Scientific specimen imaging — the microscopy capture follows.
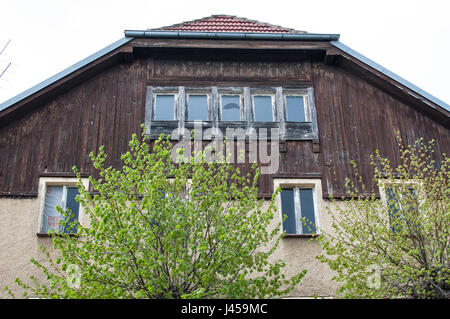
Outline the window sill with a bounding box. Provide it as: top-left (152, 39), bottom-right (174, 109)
top-left (184, 121), bottom-right (213, 126)
top-left (282, 233), bottom-right (319, 239)
top-left (36, 232), bottom-right (80, 238)
top-left (251, 121), bottom-right (279, 128)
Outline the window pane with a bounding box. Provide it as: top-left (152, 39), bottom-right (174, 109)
top-left (188, 95), bottom-right (208, 121)
top-left (281, 189), bottom-right (297, 234)
top-left (299, 189), bottom-right (316, 234)
top-left (154, 95), bottom-right (175, 120)
top-left (42, 186), bottom-right (64, 233)
top-left (65, 187), bottom-right (80, 233)
top-left (221, 95), bottom-right (241, 121)
top-left (387, 187), bottom-right (416, 234)
top-left (386, 188), bottom-right (401, 233)
top-left (253, 96), bottom-right (273, 122)
top-left (286, 96), bottom-right (306, 122)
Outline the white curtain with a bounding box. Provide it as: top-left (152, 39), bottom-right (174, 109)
top-left (42, 185), bottom-right (66, 233)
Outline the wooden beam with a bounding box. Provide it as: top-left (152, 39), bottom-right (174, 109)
top-left (39, 171), bottom-right (90, 178)
top-left (0, 191), bottom-right (38, 198)
top-left (324, 47), bottom-right (340, 65)
top-left (131, 38), bottom-right (333, 51)
top-left (121, 46), bottom-right (134, 63)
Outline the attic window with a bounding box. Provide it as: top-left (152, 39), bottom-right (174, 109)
top-left (154, 94), bottom-right (175, 120)
top-left (145, 85), bottom-right (318, 140)
top-left (285, 95), bottom-right (307, 122)
top-left (187, 94), bottom-right (209, 121)
top-left (220, 95), bottom-right (241, 121)
top-left (253, 95), bottom-right (274, 122)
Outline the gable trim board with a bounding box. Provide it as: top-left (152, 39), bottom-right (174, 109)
top-left (0, 31), bottom-right (448, 128)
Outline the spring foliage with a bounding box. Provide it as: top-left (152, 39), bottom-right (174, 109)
top-left (8, 126), bottom-right (305, 298)
top-left (316, 133), bottom-right (449, 298)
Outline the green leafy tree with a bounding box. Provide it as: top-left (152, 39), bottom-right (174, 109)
top-left (7, 125), bottom-right (305, 299)
top-left (315, 134), bottom-right (449, 298)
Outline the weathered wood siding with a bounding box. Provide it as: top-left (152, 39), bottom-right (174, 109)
top-left (312, 63), bottom-right (449, 196)
top-left (0, 45), bottom-right (448, 198)
top-left (0, 58), bottom-right (147, 194)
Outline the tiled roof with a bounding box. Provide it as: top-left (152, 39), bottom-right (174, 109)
top-left (153, 15), bottom-right (306, 33)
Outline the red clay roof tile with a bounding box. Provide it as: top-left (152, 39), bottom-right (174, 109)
top-left (153, 15), bottom-right (306, 33)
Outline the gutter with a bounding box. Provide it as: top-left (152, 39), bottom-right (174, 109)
top-left (124, 30), bottom-right (340, 41)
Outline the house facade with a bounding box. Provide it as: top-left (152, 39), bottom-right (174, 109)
top-left (0, 15), bottom-right (449, 298)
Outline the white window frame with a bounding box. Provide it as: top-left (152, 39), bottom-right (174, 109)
top-left (37, 177), bottom-right (89, 235)
top-left (185, 89), bottom-right (212, 122)
top-left (150, 87), bottom-right (179, 121)
top-left (378, 179), bottom-right (423, 232)
top-left (219, 93), bottom-right (243, 122)
top-left (251, 93), bottom-right (276, 122)
top-left (378, 179), bottom-right (423, 208)
top-left (145, 85), bottom-right (319, 140)
top-left (153, 92), bottom-right (177, 121)
top-left (283, 91), bottom-right (309, 122)
top-left (274, 178), bottom-right (322, 236)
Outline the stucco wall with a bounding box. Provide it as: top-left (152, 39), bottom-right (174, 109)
top-left (0, 198), bottom-right (54, 298)
top-left (0, 196), bottom-right (342, 298)
top-left (267, 191), bottom-right (341, 298)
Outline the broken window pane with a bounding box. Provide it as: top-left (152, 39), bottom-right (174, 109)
top-left (221, 95), bottom-right (241, 121)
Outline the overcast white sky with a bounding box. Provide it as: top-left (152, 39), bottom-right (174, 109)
top-left (0, 0), bottom-right (449, 108)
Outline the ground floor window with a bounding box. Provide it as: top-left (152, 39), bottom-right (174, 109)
top-left (274, 179), bottom-right (322, 236)
top-left (37, 177), bottom-right (89, 235)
